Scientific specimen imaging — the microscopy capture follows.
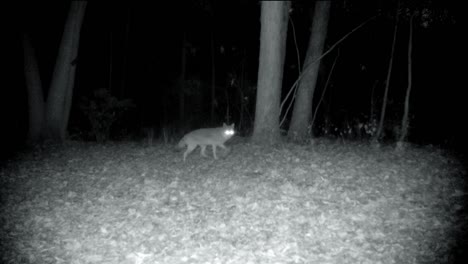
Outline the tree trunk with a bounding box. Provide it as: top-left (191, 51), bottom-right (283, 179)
top-left (252, 1), bottom-right (290, 144)
top-left (238, 51), bottom-right (246, 131)
top-left (398, 13), bottom-right (414, 144)
top-left (22, 34), bottom-right (45, 143)
top-left (210, 29), bottom-right (216, 123)
top-left (288, 1), bottom-right (330, 141)
top-left (108, 31), bottom-right (114, 93)
top-left (45, 1), bottom-right (87, 141)
top-left (375, 3), bottom-right (399, 142)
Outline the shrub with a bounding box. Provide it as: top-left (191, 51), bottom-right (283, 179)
top-left (79, 88), bottom-right (134, 142)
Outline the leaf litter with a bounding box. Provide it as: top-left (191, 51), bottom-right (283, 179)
top-left (0, 139), bottom-right (466, 264)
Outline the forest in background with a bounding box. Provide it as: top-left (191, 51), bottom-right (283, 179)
top-left (2, 0), bottom-right (463, 155)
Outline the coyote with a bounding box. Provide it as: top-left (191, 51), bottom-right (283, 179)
top-left (177, 123), bottom-right (235, 161)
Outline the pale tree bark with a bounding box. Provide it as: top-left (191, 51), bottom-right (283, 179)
top-left (252, 1), bottom-right (290, 144)
top-left (45, 1), bottom-right (87, 141)
top-left (238, 51), bottom-right (247, 131)
top-left (288, 1), bottom-right (330, 141)
top-left (210, 29), bottom-right (216, 123)
top-left (22, 34), bottom-right (45, 143)
top-left (63, 3), bottom-right (87, 138)
top-left (398, 13), bottom-right (415, 145)
top-left (375, 3), bottom-right (399, 142)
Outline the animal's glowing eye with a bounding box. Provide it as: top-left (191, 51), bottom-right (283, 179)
top-left (225, 129), bottom-right (235, 136)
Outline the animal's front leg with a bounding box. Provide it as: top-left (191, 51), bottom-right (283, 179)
top-left (212, 145), bottom-right (218, 159)
top-left (200, 145), bottom-right (208, 157)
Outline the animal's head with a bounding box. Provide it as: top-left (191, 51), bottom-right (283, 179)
top-left (222, 123), bottom-right (235, 138)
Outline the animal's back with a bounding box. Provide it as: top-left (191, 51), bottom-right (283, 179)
top-left (182, 127), bottom-right (227, 146)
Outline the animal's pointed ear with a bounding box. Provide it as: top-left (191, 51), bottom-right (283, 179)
top-left (223, 123), bottom-right (227, 127)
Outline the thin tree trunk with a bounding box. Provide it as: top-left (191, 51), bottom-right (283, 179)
top-left (45, 1), bottom-right (87, 141)
top-left (178, 31), bottom-right (187, 124)
top-left (210, 29), bottom-right (216, 123)
top-left (280, 15), bottom-right (376, 129)
top-left (375, 3), bottom-right (399, 142)
top-left (22, 34), bottom-right (45, 143)
top-left (252, 1), bottom-right (290, 144)
top-left (238, 51), bottom-right (246, 131)
top-left (108, 31), bottom-right (113, 92)
top-left (288, 1), bottom-right (330, 141)
top-left (311, 50), bottom-right (339, 130)
top-left (398, 13), bottom-right (414, 144)
top-left (370, 80), bottom-right (378, 121)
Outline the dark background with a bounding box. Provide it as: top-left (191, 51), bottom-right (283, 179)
top-left (3, 1), bottom-right (464, 155)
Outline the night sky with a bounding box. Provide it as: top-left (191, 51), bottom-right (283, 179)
top-left (3, 1), bottom-right (464, 154)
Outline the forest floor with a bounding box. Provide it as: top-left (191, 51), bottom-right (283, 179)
top-left (0, 138), bottom-right (467, 264)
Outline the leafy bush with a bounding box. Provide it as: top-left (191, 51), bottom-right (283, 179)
top-left (79, 88), bottom-right (134, 142)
